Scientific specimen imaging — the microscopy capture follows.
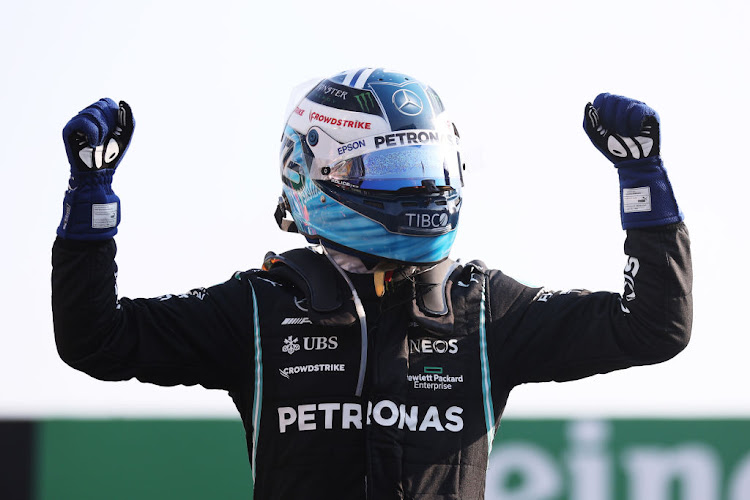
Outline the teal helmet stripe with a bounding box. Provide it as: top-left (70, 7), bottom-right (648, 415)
top-left (284, 178), bottom-right (457, 264)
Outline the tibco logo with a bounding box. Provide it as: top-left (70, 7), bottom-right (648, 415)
top-left (409, 338), bottom-right (459, 354)
top-left (277, 400), bottom-right (463, 433)
top-left (405, 212), bottom-right (449, 229)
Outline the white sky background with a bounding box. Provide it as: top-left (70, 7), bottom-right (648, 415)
top-left (0, 0), bottom-right (747, 418)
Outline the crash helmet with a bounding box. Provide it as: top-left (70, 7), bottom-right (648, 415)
top-left (276, 68), bottom-right (464, 265)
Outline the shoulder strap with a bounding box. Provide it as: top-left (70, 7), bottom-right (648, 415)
top-left (262, 249), bottom-right (480, 332)
top-left (410, 259), bottom-right (462, 335)
top-left (263, 248), bottom-right (357, 326)
top-left (414, 259), bottom-right (488, 335)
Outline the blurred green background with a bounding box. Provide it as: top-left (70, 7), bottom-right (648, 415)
top-left (4, 418), bottom-right (749, 499)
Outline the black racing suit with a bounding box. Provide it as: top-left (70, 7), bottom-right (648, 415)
top-left (51, 223), bottom-right (692, 499)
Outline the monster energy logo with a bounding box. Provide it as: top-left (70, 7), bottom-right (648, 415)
top-left (355, 92), bottom-right (376, 112)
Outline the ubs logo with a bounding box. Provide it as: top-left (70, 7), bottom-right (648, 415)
top-left (282, 336), bottom-right (301, 355)
top-left (282, 336), bottom-right (339, 355)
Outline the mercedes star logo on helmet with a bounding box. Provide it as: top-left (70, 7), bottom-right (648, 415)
top-left (392, 89), bottom-right (424, 116)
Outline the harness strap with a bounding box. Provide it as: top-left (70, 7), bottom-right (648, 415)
top-left (263, 248), bottom-right (357, 326)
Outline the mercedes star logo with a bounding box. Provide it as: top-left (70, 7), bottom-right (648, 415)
top-left (392, 89), bottom-right (424, 116)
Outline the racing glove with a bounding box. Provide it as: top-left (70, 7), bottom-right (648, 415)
top-left (583, 93), bottom-right (682, 229)
top-left (57, 98), bottom-right (134, 240)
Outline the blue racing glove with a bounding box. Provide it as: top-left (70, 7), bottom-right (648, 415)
top-left (57, 98), bottom-right (134, 240)
top-left (583, 93), bottom-right (683, 229)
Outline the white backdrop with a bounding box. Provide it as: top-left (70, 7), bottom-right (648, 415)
top-left (1, 0), bottom-right (747, 417)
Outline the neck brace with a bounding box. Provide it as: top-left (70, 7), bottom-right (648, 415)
top-left (262, 247), bottom-right (469, 334)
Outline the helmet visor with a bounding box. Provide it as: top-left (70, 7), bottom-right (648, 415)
top-left (324, 144), bottom-right (463, 192)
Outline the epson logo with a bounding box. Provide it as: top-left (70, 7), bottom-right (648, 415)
top-left (405, 212), bottom-right (449, 229)
top-left (277, 400), bottom-right (463, 433)
top-left (409, 338), bottom-right (459, 354)
top-left (337, 139), bottom-right (366, 156)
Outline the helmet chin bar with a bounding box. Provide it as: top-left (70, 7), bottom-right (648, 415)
top-left (277, 181), bottom-right (458, 266)
top-left (275, 193), bottom-right (417, 267)
top-left (315, 180), bottom-right (461, 238)
top-left (315, 235), bottom-right (451, 268)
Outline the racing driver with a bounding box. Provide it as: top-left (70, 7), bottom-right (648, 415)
top-left (52, 67), bottom-right (692, 499)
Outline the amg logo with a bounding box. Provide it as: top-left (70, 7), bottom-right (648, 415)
top-left (282, 317), bottom-right (313, 325)
top-left (277, 400), bottom-right (464, 433)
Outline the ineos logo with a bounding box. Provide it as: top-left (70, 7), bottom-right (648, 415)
top-left (392, 89), bottom-right (423, 116)
top-left (409, 338), bottom-right (459, 354)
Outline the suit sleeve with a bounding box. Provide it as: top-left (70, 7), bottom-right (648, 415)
top-left (51, 237), bottom-right (254, 391)
top-left (488, 222), bottom-right (692, 386)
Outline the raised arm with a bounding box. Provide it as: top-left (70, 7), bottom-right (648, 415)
top-left (52, 99), bottom-right (253, 391)
top-left (490, 94), bottom-right (692, 386)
